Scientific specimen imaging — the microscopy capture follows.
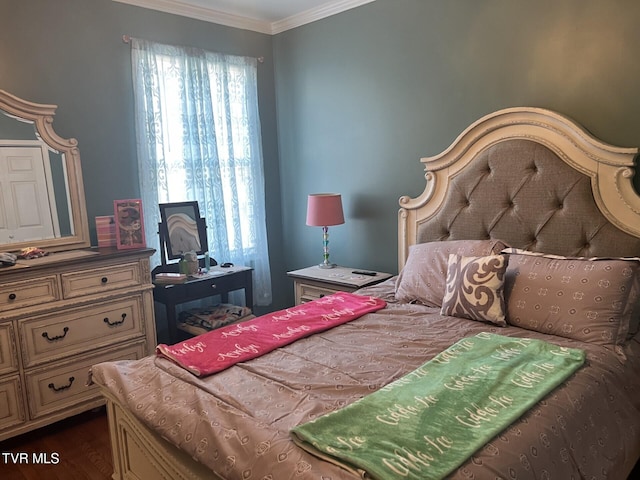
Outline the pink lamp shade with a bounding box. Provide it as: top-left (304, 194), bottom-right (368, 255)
top-left (306, 194), bottom-right (345, 227)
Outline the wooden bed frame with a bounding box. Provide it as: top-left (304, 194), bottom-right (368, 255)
top-left (98, 107), bottom-right (640, 480)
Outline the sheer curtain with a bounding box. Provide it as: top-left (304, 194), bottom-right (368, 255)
top-left (131, 38), bottom-right (272, 306)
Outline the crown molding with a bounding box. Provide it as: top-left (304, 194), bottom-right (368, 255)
top-left (113, 0), bottom-right (376, 34)
top-left (113, 0), bottom-right (272, 34)
top-left (271, 0), bottom-right (376, 34)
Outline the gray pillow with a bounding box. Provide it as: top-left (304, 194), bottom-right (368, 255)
top-left (502, 248), bottom-right (639, 349)
top-left (395, 239), bottom-right (508, 307)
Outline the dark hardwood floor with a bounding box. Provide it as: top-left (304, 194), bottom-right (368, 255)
top-left (0, 408), bottom-right (112, 480)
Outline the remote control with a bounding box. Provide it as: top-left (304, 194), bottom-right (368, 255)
top-left (352, 270), bottom-right (377, 276)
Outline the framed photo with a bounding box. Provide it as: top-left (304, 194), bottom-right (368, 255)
top-left (159, 201), bottom-right (208, 260)
top-left (114, 199), bottom-right (146, 249)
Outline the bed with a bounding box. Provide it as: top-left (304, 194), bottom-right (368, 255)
top-left (91, 107), bottom-right (640, 480)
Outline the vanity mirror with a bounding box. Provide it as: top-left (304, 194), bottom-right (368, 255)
top-left (0, 90), bottom-right (90, 252)
top-left (159, 201), bottom-right (208, 262)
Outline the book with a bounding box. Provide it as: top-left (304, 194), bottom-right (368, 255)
top-left (154, 272), bottom-right (188, 284)
top-left (95, 215), bottom-right (116, 247)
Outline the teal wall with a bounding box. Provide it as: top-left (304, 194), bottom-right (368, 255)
top-left (3, 0), bottom-right (640, 311)
top-left (0, 0), bottom-right (287, 309)
top-left (274, 0), bottom-right (640, 278)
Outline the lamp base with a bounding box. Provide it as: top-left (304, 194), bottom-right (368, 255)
top-left (318, 262), bottom-right (337, 269)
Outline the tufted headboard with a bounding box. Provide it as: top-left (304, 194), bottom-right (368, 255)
top-left (398, 107), bottom-right (640, 269)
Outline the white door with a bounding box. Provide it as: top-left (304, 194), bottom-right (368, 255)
top-left (0, 145), bottom-right (56, 243)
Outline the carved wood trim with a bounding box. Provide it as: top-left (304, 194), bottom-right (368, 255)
top-left (0, 90), bottom-right (90, 252)
top-left (398, 107), bottom-right (640, 270)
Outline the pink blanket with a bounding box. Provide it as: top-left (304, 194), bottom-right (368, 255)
top-left (156, 292), bottom-right (387, 376)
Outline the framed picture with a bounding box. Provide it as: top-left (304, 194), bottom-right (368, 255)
top-left (114, 199), bottom-right (146, 249)
top-left (159, 201), bottom-right (208, 260)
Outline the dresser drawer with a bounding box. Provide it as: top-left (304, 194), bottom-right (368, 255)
top-left (20, 296), bottom-right (146, 367)
top-left (26, 341), bottom-right (145, 419)
top-left (61, 262), bottom-right (142, 299)
top-left (155, 272), bottom-right (248, 305)
top-left (296, 281), bottom-right (346, 303)
top-left (0, 323), bottom-right (18, 375)
top-left (0, 376), bottom-right (25, 431)
top-left (0, 276), bottom-right (60, 312)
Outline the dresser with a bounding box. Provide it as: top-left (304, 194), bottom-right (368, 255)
top-left (0, 247), bottom-right (156, 441)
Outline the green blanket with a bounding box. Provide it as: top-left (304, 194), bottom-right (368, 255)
top-left (290, 332), bottom-right (585, 480)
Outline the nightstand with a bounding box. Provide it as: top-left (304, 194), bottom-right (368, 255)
top-left (287, 265), bottom-right (393, 305)
top-left (152, 265), bottom-right (253, 342)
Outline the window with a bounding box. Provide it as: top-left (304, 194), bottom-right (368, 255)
top-left (131, 39), bottom-right (271, 305)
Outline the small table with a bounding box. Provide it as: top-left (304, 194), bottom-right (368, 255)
top-left (287, 265), bottom-right (392, 305)
top-left (153, 265), bottom-right (253, 342)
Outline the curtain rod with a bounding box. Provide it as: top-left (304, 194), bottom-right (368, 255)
top-left (121, 35), bottom-right (264, 63)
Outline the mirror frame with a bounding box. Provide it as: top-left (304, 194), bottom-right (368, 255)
top-left (0, 90), bottom-right (90, 252)
top-left (159, 201), bottom-right (208, 260)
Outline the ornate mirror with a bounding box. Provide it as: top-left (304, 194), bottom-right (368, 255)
top-left (0, 90), bottom-right (90, 252)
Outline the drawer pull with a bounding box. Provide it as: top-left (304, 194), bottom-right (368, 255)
top-left (8, 293), bottom-right (16, 300)
top-left (104, 313), bottom-right (127, 326)
top-left (48, 376), bottom-right (75, 392)
top-left (101, 277), bottom-right (108, 284)
top-left (42, 327), bottom-right (69, 342)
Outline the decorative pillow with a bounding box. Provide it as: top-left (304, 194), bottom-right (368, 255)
top-left (396, 239), bottom-right (508, 307)
top-left (440, 254), bottom-right (508, 326)
top-left (502, 248), bottom-right (640, 348)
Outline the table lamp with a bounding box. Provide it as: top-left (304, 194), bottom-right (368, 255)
top-left (306, 193), bottom-right (345, 268)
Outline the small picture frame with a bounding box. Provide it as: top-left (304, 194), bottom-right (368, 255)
top-left (113, 199), bottom-right (146, 249)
